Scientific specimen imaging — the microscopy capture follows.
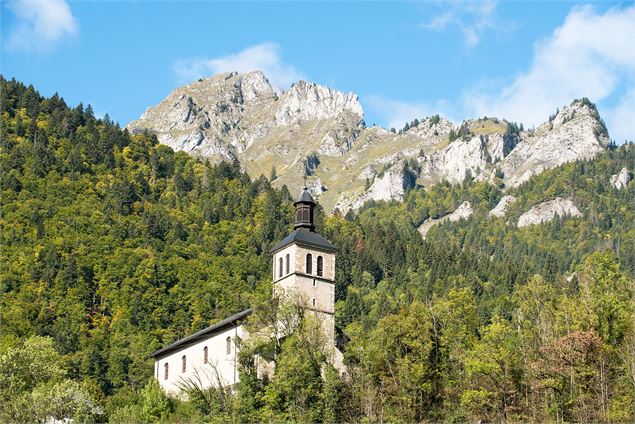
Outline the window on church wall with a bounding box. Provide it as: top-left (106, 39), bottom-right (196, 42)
top-left (317, 256), bottom-right (323, 277)
top-left (278, 257), bottom-right (283, 278)
top-left (295, 208), bottom-right (303, 223)
top-left (182, 355), bottom-right (186, 373)
top-left (285, 253), bottom-right (290, 274)
top-left (302, 207), bottom-right (310, 222)
top-left (164, 363), bottom-right (168, 380)
top-left (312, 298), bottom-right (316, 307)
top-left (306, 253), bottom-right (312, 274)
top-left (203, 346), bottom-right (208, 364)
top-left (226, 336), bottom-right (232, 355)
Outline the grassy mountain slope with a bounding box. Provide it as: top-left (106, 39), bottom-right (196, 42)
top-left (129, 72), bottom-right (611, 213)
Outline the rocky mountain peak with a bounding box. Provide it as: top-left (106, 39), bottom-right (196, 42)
top-left (275, 80), bottom-right (363, 125)
top-left (128, 73), bottom-right (612, 214)
top-left (497, 99), bottom-right (609, 188)
top-left (234, 71), bottom-right (278, 102)
top-left (128, 71), bottom-right (363, 159)
top-left (404, 116), bottom-right (455, 141)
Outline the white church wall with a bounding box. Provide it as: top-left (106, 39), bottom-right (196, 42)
top-left (155, 324), bottom-right (246, 396)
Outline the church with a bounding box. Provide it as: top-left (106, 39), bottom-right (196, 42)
top-left (151, 189), bottom-right (343, 394)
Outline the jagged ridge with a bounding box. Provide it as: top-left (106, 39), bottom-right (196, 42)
top-left (128, 72), bottom-right (610, 213)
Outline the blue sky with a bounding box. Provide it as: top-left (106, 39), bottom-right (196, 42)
top-left (2, 0), bottom-right (634, 141)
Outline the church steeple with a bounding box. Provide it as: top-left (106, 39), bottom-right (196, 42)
top-left (294, 188), bottom-right (316, 231)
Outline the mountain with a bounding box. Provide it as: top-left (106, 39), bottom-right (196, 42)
top-left (128, 72), bottom-right (610, 212)
top-left (2, 76), bottom-right (634, 423)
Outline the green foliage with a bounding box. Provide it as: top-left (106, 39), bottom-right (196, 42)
top-left (448, 128), bottom-right (458, 142)
top-left (0, 76), bottom-right (292, 419)
top-left (140, 379), bottom-right (173, 421)
top-left (0, 336), bottom-right (66, 398)
top-left (236, 300), bottom-right (331, 423)
top-left (30, 380), bottom-right (103, 424)
top-left (107, 379), bottom-right (174, 423)
top-left (0, 336), bottom-right (102, 423)
top-left (3, 76), bottom-right (635, 422)
top-left (506, 121), bottom-right (522, 135)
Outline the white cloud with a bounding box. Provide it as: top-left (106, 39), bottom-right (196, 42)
top-left (382, 5), bottom-right (635, 142)
top-left (420, 0), bottom-right (502, 47)
top-left (173, 42), bottom-right (305, 90)
top-left (465, 4), bottom-right (635, 136)
top-left (4, 0), bottom-right (78, 52)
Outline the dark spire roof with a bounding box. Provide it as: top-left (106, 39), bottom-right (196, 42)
top-left (295, 189), bottom-right (316, 204)
top-left (270, 228), bottom-right (336, 254)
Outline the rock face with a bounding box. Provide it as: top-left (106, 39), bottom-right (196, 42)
top-left (489, 195), bottom-right (517, 218)
top-left (610, 167), bottom-right (631, 190)
top-left (418, 201), bottom-right (473, 239)
top-left (497, 102), bottom-right (609, 187)
top-left (517, 198), bottom-right (582, 228)
top-left (128, 71), bottom-right (364, 159)
top-left (274, 80), bottom-right (363, 126)
top-left (129, 72), bottom-right (611, 213)
top-left (421, 132), bottom-right (518, 184)
top-left (338, 164), bottom-right (406, 211)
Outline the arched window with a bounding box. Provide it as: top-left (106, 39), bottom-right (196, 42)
top-left (164, 363), bottom-right (169, 380)
top-left (317, 256), bottom-right (323, 277)
top-left (285, 253), bottom-right (290, 274)
top-left (306, 253), bottom-right (313, 274)
top-left (181, 355), bottom-right (186, 373)
top-left (203, 346), bottom-right (208, 364)
top-left (278, 257), bottom-right (283, 278)
top-left (226, 336), bottom-right (232, 355)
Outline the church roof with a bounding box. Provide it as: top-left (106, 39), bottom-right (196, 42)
top-left (295, 189), bottom-right (316, 204)
top-left (150, 308), bottom-right (252, 359)
top-left (270, 227), bottom-right (337, 254)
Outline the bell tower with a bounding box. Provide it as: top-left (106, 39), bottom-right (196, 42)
top-left (270, 188), bottom-right (337, 342)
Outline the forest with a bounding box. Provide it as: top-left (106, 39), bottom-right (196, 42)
top-left (1, 76), bottom-right (634, 423)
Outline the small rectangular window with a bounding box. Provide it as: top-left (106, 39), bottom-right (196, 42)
top-left (312, 298), bottom-right (316, 307)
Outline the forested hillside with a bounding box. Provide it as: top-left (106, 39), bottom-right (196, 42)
top-left (1, 77), bottom-right (634, 423)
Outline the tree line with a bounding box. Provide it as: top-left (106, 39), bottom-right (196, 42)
top-left (1, 76), bottom-right (634, 422)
